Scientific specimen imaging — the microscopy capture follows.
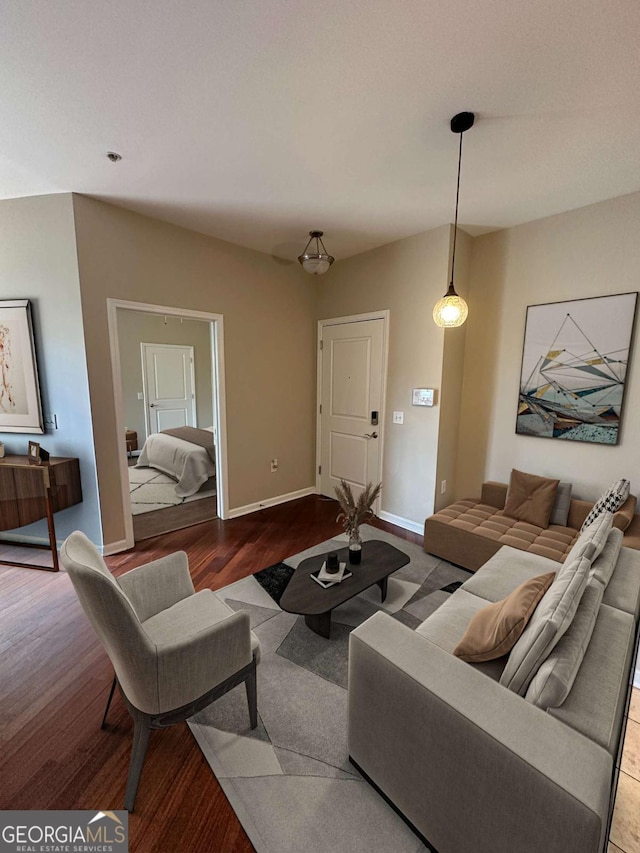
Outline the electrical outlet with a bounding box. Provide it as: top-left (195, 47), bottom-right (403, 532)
top-left (43, 413), bottom-right (58, 430)
top-left (270, 458), bottom-right (278, 473)
top-left (441, 480), bottom-right (447, 494)
top-left (393, 411), bottom-right (404, 424)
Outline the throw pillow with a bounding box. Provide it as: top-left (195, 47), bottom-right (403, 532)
top-left (549, 482), bottom-right (572, 527)
top-left (581, 479), bottom-right (630, 531)
top-left (588, 527), bottom-right (623, 588)
top-left (564, 511), bottom-right (614, 566)
top-left (525, 579), bottom-right (604, 710)
top-left (504, 469), bottom-right (560, 529)
top-left (453, 572), bottom-right (555, 663)
top-left (500, 553), bottom-right (592, 695)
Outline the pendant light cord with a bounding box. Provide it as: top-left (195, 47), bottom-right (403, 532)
top-left (450, 130), bottom-right (464, 287)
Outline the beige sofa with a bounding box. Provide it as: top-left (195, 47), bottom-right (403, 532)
top-left (423, 480), bottom-right (638, 571)
top-left (349, 514), bottom-right (640, 853)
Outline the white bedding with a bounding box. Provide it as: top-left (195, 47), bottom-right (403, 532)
top-left (136, 429), bottom-right (215, 498)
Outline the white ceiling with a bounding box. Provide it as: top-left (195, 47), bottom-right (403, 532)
top-left (2, 0), bottom-right (640, 262)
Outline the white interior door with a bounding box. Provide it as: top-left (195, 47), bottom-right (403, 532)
top-left (318, 317), bottom-right (385, 505)
top-left (142, 343), bottom-right (196, 434)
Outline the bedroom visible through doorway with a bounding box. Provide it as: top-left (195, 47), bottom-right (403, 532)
top-left (108, 301), bottom-right (227, 545)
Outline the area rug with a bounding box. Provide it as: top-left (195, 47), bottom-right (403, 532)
top-left (187, 524), bottom-right (470, 853)
top-left (128, 466), bottom-right (216, 515)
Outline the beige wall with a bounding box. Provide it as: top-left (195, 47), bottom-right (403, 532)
top-left (434, 227), bottom-right (471, 511)
top-left (457, 191), bottom-right (640, 503)
top-left (0, 194), bottom-right (102, 544)
top-left (317, 225), bottom-right (456, 526)
top-left (72, 194), bottom-right (317, 547)
top-left (116, 310), bottom-right (213, 442)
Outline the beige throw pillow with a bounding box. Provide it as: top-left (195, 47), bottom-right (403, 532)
top-left (453, 572), bottom-right (555, 663)
top-left (504, 469), bottom-right (560, 529)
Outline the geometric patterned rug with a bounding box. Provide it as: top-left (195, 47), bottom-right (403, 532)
top-left (128, 466), bottom-right (216, 515)
top-left (187, 524), bottom-right (470, 853)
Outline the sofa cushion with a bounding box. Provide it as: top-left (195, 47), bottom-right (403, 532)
top-left (500, 553), bottom-right (591, 695)
top-left (525, 580), bottom-right (604, 710)
top-left (549, 481), bottom-right (572, 527)
top-left (581, 479), bottom-right (630, 531)
top-left (548, 603), bottom-right (636, 756)
top-left (415, 589), bottom-right (488, 653)
top-left (454, 573), bottom-right (555, 663)
top-left (504, 469), bottom-right (560, 529)
top-left (461, 546), bottom-right (560, 603)
top-left (589, 527), bottom-right (623, 588)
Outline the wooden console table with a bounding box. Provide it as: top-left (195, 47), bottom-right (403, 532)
top-left (0, 455), bottom-right (82, 572)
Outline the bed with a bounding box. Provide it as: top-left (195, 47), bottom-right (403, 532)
top-left (135, 426), bottom-right (216, 498)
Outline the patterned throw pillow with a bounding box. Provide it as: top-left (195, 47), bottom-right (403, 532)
top-left (581, 479), bottom-right (631, 531)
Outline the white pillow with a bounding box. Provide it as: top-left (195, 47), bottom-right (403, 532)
top-left (588, 527), bottom-right (623, 587)
top-left (525, 580), bottom-right (603, 709)
top-left (500, 554), bottom-right (591, 695)
top-left (565, 511), bottom-right (613, 566)
top-left (581, 479), bottom-right (630, 531)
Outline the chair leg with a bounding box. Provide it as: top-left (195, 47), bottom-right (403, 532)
top-left (245, 658), bottom-right (258, 730)
top-left (101, 676), bottom-right (117, 729)
top-left (124, 715), bottom-right (151, 812)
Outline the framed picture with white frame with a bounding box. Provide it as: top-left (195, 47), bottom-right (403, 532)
top-left (0, 299), bottom-right (44, 434)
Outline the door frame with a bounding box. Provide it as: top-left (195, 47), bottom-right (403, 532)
top-left (107, 298), bottom-right (230, 551)
top-left (140, 342), bottom-right (197, 437)
top-left (316, 310), bottom-right (390, 513)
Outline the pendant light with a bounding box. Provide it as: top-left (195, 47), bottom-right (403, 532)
top-left (433, 111), bottom-right (474, 328)
top-left (298, 230), bottom-right (335, 275)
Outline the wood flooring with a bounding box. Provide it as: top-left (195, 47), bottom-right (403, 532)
top-left (0, 495), bottom-right (420, 853)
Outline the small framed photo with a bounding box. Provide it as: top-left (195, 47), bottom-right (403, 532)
top-left (28, 441), bottom-right (48, 464)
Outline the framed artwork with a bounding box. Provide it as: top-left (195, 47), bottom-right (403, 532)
top-left (516, 292), bottom-right (638, 445)
top-left (0, 300), bottom-right (44, 434)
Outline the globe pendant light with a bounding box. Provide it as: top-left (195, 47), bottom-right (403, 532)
top-left (433, 111), bottom-right (474, 328)
top-left (298, 230), bottom-right (335, 275)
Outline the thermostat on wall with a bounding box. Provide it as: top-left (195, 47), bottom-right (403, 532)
top-left (412, 388), bottom-right (435, 407)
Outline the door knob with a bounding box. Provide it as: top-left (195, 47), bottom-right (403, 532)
top-left (364, 432), bottom-right (378, 439)
top-left (149, 403), bottom-right (156, 407)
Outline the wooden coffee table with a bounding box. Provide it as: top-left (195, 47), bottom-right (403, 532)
top-left (279, 540), bottom-right (410, 638)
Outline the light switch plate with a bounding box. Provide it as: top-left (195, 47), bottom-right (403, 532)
top-left (393, 411), bottom-right (404, 424)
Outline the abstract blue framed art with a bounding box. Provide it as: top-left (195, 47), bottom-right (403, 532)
top-left (516, 292), bottom-right (638, 445)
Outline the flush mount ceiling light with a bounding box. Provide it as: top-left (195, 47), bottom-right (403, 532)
top-left (298, 230), bottom-right (335, 275)
top-left (433, 111), bottom-right (475, 328)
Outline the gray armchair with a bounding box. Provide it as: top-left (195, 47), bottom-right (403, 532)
top-left (61, 531), bottom-right (260, 811)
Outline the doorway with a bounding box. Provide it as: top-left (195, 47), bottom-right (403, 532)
top-left (107, 299), bottom-right (229, 549)
top-left (316, 311), bottom-right (389, 512)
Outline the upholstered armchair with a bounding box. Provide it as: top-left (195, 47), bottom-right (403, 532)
top-left (61, 531), bottom-right (260, 811)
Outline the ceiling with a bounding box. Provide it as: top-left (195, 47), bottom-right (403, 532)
top-left (2, 0), bottom-right (640, 262)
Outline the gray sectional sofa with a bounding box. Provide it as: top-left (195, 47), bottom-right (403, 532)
top-left (348, 513), bottom-right (640, 853)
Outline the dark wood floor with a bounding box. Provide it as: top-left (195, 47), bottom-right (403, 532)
top-left (0, 495), bottom-right (419, 853)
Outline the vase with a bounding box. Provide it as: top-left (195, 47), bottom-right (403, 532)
top-left (348, 532), bottom-right (362, 565)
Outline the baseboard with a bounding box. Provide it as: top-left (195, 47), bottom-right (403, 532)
top-left (102, 539), bottom-right (131, 556)
top-left (0, 532), bottom-right (63, 548)
top-left (378, 510), bottom-right (424, 536)
top-left (228, 487), bottom-right (316, 519)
